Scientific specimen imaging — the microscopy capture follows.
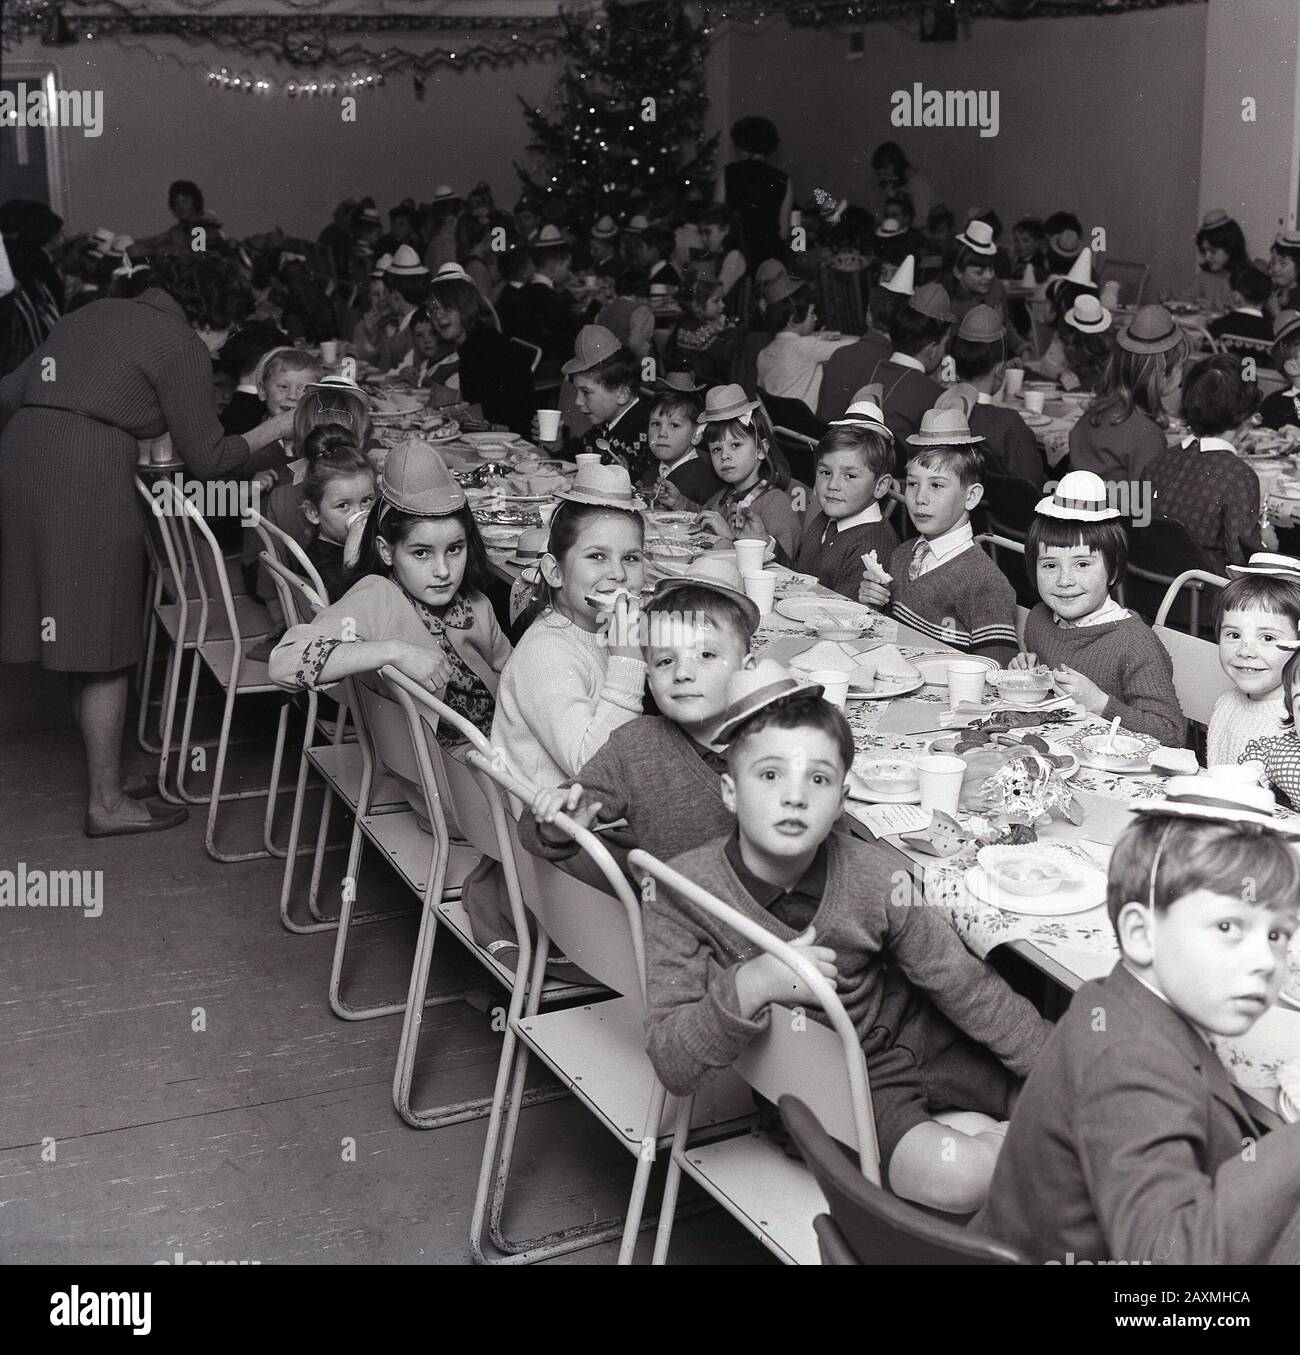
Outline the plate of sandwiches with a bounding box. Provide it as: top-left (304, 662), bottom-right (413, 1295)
top-left (788, 640), bottom-right (924, 699)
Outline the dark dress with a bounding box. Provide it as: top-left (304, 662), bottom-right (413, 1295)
top-left (457, 326), bottom-right (537, 438)
top-left (0, 290), bottom-right (253, 671)
top-left (724, 160), bottom-right (789, 271)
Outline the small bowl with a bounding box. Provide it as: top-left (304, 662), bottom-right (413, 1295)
top-left (855, 758), bottom-right (919, 795)
top-left (977, 846), bottom-right (1075, 896)
top-left (1082, 733), bottom-right (1146, 764)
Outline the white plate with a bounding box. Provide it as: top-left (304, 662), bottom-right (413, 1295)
top-left (1020, 412), bottom-right (1053, 429)
top-left (914, 654), bottom-right (1000, 687)
top-left (847, 771), bottom-right (921, 804)
top-left (460, 431), bottom-right (521, 445)
top-left (776, 595), bottom-right (874, 626)
top-left (964, 863), bottom-right (1106, 916)
top-left (1280, 1085), bottom-right (1299, 1124)
top-left (848, 673), bottom-right (925, 701)
top-left (1077, 747), bottom-right (1154, 775)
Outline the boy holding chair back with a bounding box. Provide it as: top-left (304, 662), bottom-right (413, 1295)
top-left (643, 665), bottom-right (1052, 1214)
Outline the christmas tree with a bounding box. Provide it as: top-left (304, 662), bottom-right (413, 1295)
top-left (516, 0), bottom-right (718, 230)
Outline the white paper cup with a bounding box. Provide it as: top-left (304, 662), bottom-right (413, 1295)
top-left (733, 539), bottom-right (767, 574)
top-left (575, 451), bottom-right (602, 469)
top-left (741, 571), bottom-right (776, 616)
top-left (149, 435), bottom-right (175, 465)
top-left (1023, 390), bottom-right (1046, 415)
top-left (917, 755), bottom-right (966, 818)
top-left (947, 659), bottom-right (988, 709)
top-left (807, 669), bottom-right (850, 710)
top-left (536, 409), bottom-right (562, 441)
top-left (320, 340), bottom-right (339, 365)
top-left (1002, 368), bottom-right (1025, 400)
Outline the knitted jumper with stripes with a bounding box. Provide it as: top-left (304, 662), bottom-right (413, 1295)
top-left (888, 538), bottom-right (1018, 660)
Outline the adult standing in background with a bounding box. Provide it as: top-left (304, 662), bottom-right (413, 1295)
top-left (717, 116), bottom-right (792, 272)
top-left (0, 254), bottom-right (293, 837)
top-left (870, 142), bottom-right (937, 233)
top-left (136, 179), bottom-right (226, 256)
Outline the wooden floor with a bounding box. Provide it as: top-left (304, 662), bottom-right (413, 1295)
top-left (0, 678), bottom-right (770, 1266)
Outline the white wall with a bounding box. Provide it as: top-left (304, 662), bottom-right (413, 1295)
top-left (1198, 0), bottom-right (1300, 249)
top-left (6, 34), bottom-right (563, 240)
top-left (712, 5), bottom-right (1209, 295)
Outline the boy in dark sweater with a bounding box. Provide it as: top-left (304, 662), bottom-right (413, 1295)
top-left (1207, 263), bottom-right (1275, 358)
top-left (1258, 310), bottom-right (1300, 431)
top-left (795, 401), bottom-right (900, 601)
top-left (560, 325), bottom-right (653, 482)
top-left (974, 796), bottom-right (1300, 1263)
top-left (859, 407), bottom-right (1018, 661)
top-left (520, 558), bottom-right (759, 867)
top-left (643, 678), bottom-right (1052, 1214)
top-left (637, 377), bottom-right (725, 508)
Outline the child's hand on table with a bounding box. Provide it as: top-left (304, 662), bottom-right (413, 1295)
top-left (1008, 650), bottom-right (1038, 670)
top-left (654, 480), bottom-right (690, 511)
top-left (1050, 664), bottom-right (1108, 714)
top-left (530, 782), bottom-right (603, 844)
top-left (389, 642), bottom-right (453, 693)
top-left (735, 926), bottom-right (839, 1018)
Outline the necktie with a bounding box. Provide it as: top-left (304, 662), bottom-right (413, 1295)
top-left (821, 519), bottom-right (838, 548)
top-left (908, 539), bottom-right (932, 582)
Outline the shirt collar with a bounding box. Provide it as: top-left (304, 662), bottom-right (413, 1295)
top-left (888, 351), bottom-right (926, 373)
top-left (724, 830), bottom-right (828, 911)
top-left (606, 396), bottom-right (640, 431)
top-left (658, 446), bottom-right (698, 476)
top-left (1054, 595), bottom-right (1130, 628)
top-left (976, 391), bottom-right (995, 405)
top-left (827, 501), bottom-right (883, 530)
top-left (1238, 306), bottom-right (1264, 317)
top-left (925, 519), bottom-right (974, 563)
top-left (236, 381), bottom-right (258, 395)
top-left (533, 272), bottom-right (555, 289)
top-left (1181, 434), bottom-right (1236, 453)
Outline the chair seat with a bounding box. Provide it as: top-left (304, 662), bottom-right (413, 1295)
top-left (305, 742), bottom-right (408, 813)
top-left (675, 1128), bottom-right (825, 1264)
top-left (157, 594), bottom-right (273, 645)
top-left (517, 996), bottom-right (754, 1149)
top-left (358, 809), bottom-right (480, 898)
top-left (195, 640), bottom-right (279, 693)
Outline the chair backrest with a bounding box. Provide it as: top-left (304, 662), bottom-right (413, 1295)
top-left (628, 848), bottom-right (880, 1181)
top-left (166, 487), bottom-right (243, 648)
top-left (979, 475), bottom-right (1042, 541)
top-left (1125, 519), bottom-right (1223, 629)
top-left (259, 552), bottom-right (325, 631)
top-left (1180, 323), bottom-right (1221, 355)
top-left (771, 423), bottom-right (819, 489)
top-left (468, 747), bottom-right (648, 1001)
top-left (779, 1095), bottom-right (1029, 1265)
top-left (509, 335), bottom-right (542, 373)
top-left (818, 262), bottom-right (866, 336)
top-left (1096, 258), bottom-right (1148, 308)
top-left (244, 506), bottom-right (329, 605)
top-left (1154, 621), bottom-right (1235, 728)
top-left (135, 475), bottom-right (189, 617)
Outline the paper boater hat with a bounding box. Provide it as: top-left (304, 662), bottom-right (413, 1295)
top-left (876, 217), bottom-right (905, 239)
top-left (697, 383), bottom-right (762, 424)
top-left (1034, 470), bottom-right (1121, 522)
top-left (386, 245), bottom-right (429, 277)
top-left (954, 220), bottom-right (997, 256)
top-left (906, 405), bottom-right (984, 447)
top-left (715, 659), bottom-right (823, 745)
top-left (1066, 295), bottom-right (1111, 334)
top-left (556, 461), bottom-right (646, 510)
top-left (829, 399), bottom-right (892, 438)
top-left (1131, 775), bottom-right (1300, 837)
top-left (1226, 551), bottom-right (1300, 583)
top-left (1117, 304), bottom-right (1182, 355)
top-left (881, 254), bottom-right (915, 296)
top-left (590, 215), bottom-right (619, 241)
top-left (651, 553), bottom-right (760, 631)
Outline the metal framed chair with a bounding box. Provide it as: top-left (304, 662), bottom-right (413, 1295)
top-left (508, 336), bottom-right (542, 373)
top-left (1152, 568), bottom-right (1234, 729)
top-left (1125, 520), bottom-right (1224, 633)
top-left (1096, 259), bottom-right (1148, 308)
top-left (463, 751), bottom-right (751, 1265)
top-left (818, 261), bottom-right (867, 335)
top-left (629, 848), bottom-right (880, 1266)
top-left (780, 1095), bottom-right (1029, 1266)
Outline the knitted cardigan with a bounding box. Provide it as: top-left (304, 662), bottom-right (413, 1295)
top-left (490, 609), bottom-right (646, 789)
top-left (644, 828), bottom-right (1052, 1097)
top-left (517, 715), bottom-right (731, 864)
top-left (1207, 687), bottom-right (1289, 769)
top-left (795, 511), bottom-right (901, 603)
top-left (888, 538), bottom-right (1019, 659)
top-left (1022, 604), bottom-right (1183, 746)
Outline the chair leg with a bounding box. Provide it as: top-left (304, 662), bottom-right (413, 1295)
top-left (136, 611), bottom-right (162, 754)
top-left (174, 650), bottom-right (206, 804)
top-left (651, 1095), bottom-right (695, 1265)
top-left (204, 681), bottom-right (273, 864)
top-left (261, 700), bottom-right (294, 857)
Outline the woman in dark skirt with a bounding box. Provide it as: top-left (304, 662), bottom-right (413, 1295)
top-left (0, 254), bottom-right (294, 836)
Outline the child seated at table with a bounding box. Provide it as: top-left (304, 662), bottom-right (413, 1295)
top-left (948, 305), bottom-right (1045, 488)
top-left (755, 277), bottom-right (858, 415)
top-left (667, 275), bottom-right (735, 388)
top-left (1207, 264), bottom-right (1275, 359)
top-left (520, 555), bottom-right (758, 866)
top-left (973, 784), bottom-right (1300, 1263)
top-left (1206, 554), bottom-right (1300, 766)
top-left (638, 374), bottom-right (724, 509)
top-left (795, 401), bottom-right (899, 600)
top-left (1147, 354), bottom-right (1263, 576)
top-left (1193, 209), bottom-right (1250, 313)
top-left (1012, 471), bottom-right (1183, 747)
top-left (246, 346), bottom-right (322, 484)
top-left (643, 671), bottom-right (1053, 1214)
top-left (1257, 310), bottom-right (1300, 431)
top-left (560, 324), bottom-right (653, 482)
top-left (858, 408), bottom-right (1018, 662)
top-left (492, 462), bottom-right (647, 789)
top-left (268, 439), bottom-right (510, 823)
top-left (695, 385), bottom-right (804, 561)
top-left (1242, 646), bottom-right (1300, 809)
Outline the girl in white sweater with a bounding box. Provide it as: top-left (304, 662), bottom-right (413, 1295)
top-left (491, 467), bottom-right (648, 789)
top-left (1206, 561), bottom-right (1300, 768)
